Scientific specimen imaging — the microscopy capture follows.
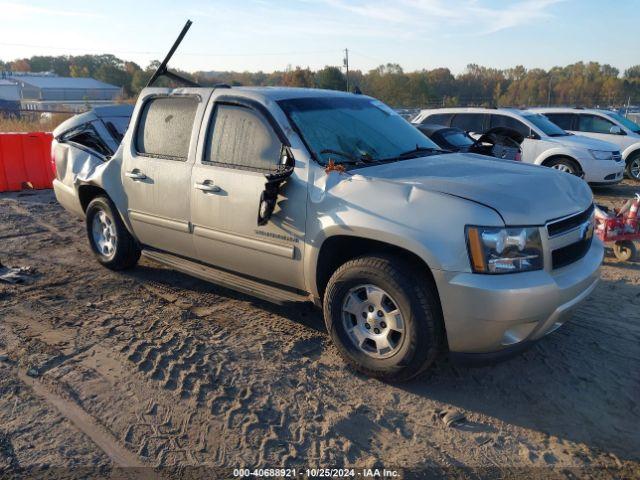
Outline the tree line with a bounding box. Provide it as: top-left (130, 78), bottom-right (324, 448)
top-left (2, 54), bottom-right (640, 108)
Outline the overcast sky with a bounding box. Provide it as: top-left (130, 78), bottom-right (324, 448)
top-left (0, 0), bottom-right (637, 74)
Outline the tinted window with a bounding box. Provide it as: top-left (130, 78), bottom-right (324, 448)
top-left (422, 113), bottom-right (453, 126)
top-left (451, 114), bottom-right (487, 133)
top-left (607, 112), bottom-right (640, 133)
top-left (441, 130), bottom-right (474, 147)
top-left (490, 114), bottom-right (530, 137)
top-left (544, 113), bottom-right (575, 131)
top-left (205, 104), bottom-right (282, 171)
top-left (135, 96), bottom-right (199, 159)
top-left (578, 114), bottom-right (616, 134)
top-left (523, 114), bottom-right (568, 137)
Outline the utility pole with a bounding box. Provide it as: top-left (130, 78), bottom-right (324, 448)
top-left (343, 48), bottom-right (350, 92)
top-left (547, 76), bottom-right (553, 107)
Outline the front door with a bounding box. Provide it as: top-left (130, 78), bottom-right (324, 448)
top-left (190, 99), bottom-right (307, 289)
top-left (122, 92), bottom-right (206, 258)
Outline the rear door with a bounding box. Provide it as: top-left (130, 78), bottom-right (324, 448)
top-left (190, 96), bottom-right (307, 289)
top-left (122, 90), bottom-right (209, 258)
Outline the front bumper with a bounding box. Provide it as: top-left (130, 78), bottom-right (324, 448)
top-left (433, 238), bottom-right (603, 356)
top-left (580, 157), bottom-right (625, 184)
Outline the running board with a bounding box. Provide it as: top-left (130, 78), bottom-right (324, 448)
top-left (141, 249), bottom-right (311, 305)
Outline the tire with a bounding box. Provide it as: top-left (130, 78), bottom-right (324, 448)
top-left (626, 153), bottom-right (640, 181)
top-left (546, 157), bottom-right (581, 177)
top-left (86, 196), bottom-right (140, 270)
top-left (323, 255), bottom-right (444, 382)
top-left (613, 241), bottom-right (637, 262)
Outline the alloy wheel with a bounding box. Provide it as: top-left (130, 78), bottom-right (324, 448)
top-left (631, 157), bottom-right (640, 180)
top-left (341, 284), bottom-right (405, 359)
top-left (91, 209), bottom-right (117, 259)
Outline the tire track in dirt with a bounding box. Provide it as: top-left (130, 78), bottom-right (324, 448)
top-left (18, 371), bottom-right (145, 468)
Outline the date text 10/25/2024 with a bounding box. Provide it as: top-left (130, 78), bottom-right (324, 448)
top-left (233, 468), bottom-right (401, 478)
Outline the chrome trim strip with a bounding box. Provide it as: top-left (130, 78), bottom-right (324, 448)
top-left (128, 210), bottom-right (190, 233)
top-left (193, 225), bottom-right (295, 259)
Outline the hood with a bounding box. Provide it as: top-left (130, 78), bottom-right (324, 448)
top-left (353, 153), bottom-right (593, 225)
top-left (548, 133), bottom-right (620, 152)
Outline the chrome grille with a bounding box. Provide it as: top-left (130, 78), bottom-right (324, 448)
top-left (547, 205), bottom-right (595, 269)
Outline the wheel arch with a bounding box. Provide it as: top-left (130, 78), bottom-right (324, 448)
top-left (540, 154), bottom-right (583, 174)
top-left (77, 183), bottom-right (137, 238)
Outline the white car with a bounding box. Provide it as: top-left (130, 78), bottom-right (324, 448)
top-left (532, 108), bottom-right (640, 180)
top-left (413, 108), bottom-right (625, 185)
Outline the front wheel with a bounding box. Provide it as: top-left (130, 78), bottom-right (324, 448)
top-left (546, 157), bottom-right (581, 177)
top-left (86, 196), bottom-right (141, 270)
top-left (323, 255), bottom-right (444, 382)
top-left (627, 154), bottom-right (640, 181)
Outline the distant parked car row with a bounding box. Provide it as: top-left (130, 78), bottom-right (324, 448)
top-left (412, 107), bottom-right (632, 184)
top-left (531, 108), bottom-right (640, 180)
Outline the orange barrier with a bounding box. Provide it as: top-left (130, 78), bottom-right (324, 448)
top-left (0, 132), bottom-right (54, 192)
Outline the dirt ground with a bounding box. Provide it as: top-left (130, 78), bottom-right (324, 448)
top-left (0, 182), bottom-right (639, 479)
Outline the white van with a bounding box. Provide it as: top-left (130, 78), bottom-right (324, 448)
top-left (532, 108), bottom-right (640, 180)
top-left (413, 108), bottom-right (625, 185)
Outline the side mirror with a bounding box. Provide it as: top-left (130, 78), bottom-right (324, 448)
top-left (609, 125), bottom-right (624, 135)
top-left (257, 145), bottom-right (295, 226)
top-left (528, 130), bottom-right (540, 140)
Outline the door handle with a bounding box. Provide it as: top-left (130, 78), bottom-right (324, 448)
top-left (195, 181), bottom-right (221, 193)
top-left (125, 170), bottom-right (147, 180)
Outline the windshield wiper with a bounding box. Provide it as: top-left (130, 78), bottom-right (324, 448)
top-left (320, 149), bottom-right (378, 166)
top-left (384, 146), bottom-right (446, 161)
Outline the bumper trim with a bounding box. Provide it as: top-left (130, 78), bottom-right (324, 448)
top-left (449, 340), bottom-right (535, 366)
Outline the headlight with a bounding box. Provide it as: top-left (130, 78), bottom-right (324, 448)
top-left (589, 150), bottom-right (614, 160)
top-left (466, 226), bottom-right (543, 274)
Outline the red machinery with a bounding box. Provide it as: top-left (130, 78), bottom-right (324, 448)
top-left (595, 193), bottom-right (640, 261)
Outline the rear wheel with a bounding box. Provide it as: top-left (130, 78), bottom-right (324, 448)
top-left (613, 241), bottom-right (637, 262)
top-left (323, 255), bottom-right (443, 382)
top-left (546, 157), bottom-right (581, 177)
top-left (627, 153), bottom-right (640, 181)
top-left (86, 196), bottom-right (140, 270)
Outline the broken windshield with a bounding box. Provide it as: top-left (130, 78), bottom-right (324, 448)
top-left (278, 96), bottom-right (441, 165)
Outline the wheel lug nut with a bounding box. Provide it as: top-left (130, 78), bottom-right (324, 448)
top-left (380, 322), bottom-right (387, 328)
top-left (365, 323), bottom-right (371, 329)
top-left (377, 310), bottom-right (384, 317)
top-left (374, 328), bottom-right (381, 334)
top-left (361, 312), bottom-right (367, 318)
top-left (368, 306), bottom-right (374, 312)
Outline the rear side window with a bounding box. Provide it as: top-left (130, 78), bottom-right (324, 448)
top-left (578, 114), bottom-right (615, 134)
top-left (62, 124), bottom-right (112, 158)
top-left (135, 96), bottom-right (199, 160)
top-left (205, 104), bottom-right (282, 172)
top-left (422, 113), bottom-right (453, 126)
top-left (489, 114), bottom-right (530, 137)
top-left (451, 114), bottom-right (487, 133)
top-left (545, 113), bottom-right (575, 131)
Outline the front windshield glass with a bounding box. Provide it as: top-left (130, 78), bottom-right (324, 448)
top-left (523, 113), bottom-right (568, 137)
top-left (277, 96), bottom-right (441, 165)
top-left (442, 130), bottom-right (474, 147)
top-left (608, 112), bottom-right (640, 133)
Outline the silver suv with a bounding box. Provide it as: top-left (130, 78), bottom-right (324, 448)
top-left (52, 87), bottom-right (603, 381)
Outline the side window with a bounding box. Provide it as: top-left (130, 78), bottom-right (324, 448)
top-left (62, 123), bottom-right (112, 157)
top-left (545, 113), bottom-right (575, 131)
top-left (490, 114), bottom-right (530, 137)
top-left (578, 114), bottom-right (615, 134)
top-left (135, 96), bottom-right (199, 160)
top-left (451, 114), bottom-right (486, 133)
top-left (205, 104), bottom-right (281, 172)
top-left (422, 113), bottom-right (453, 126)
